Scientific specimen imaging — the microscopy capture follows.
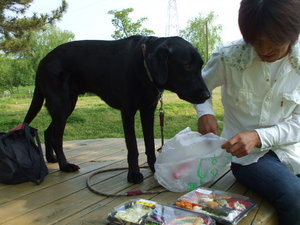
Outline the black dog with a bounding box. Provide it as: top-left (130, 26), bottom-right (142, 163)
top-left (23, 35), bottom-right (210, 184)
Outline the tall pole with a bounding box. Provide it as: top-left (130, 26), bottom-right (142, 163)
top-left (205, 21), bottom-right (209, 63)
top-left (165, 0), bottom-right (179, 36)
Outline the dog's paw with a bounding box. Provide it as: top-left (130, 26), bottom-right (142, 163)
top-left (60, 163), bottom-right (80, 172)
top-left (127, 171), bottom-right (144, 184)
top-left (46, 154), bottom-right (58, 163)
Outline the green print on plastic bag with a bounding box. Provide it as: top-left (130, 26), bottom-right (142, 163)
top-left (197, 157), bottom-right (219, 183)
top-left (187, 182), bottom-right (198, 191)
top-left (185, 158), bottom-right (219, 191)
top-left (186, 154), bottom-right (231, 191)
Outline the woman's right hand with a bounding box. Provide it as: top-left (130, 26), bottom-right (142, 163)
top-left (198, 114), bottom-right (219, 135)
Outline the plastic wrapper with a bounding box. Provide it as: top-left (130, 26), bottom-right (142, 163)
top-left (145, 204), bottom-right (215, 225)
top-left (174, 187), bottom-right (256, 225)
top-left (106, 199), bottom-right (216, 225)
top-left (154, 127), bottom-right (232, 192)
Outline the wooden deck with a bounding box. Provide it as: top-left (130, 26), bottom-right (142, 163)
top-left (0, 138), bottom-right (278, 225)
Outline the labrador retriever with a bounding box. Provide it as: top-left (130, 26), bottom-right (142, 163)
top-left (23, 35), bottom-right (210, 183)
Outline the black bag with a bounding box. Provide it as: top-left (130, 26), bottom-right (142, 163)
top-left (0, 123), bottom-right (48, 184)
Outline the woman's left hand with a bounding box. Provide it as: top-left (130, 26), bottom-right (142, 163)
top-left (221, 131), bottom-right (262, 158)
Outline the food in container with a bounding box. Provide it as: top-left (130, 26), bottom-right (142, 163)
top-left (145, 203), bottom-right (215, 225)
top-left (174, 187), bottom-right (256, 224)
top-left (106, 199), bottom-right (156, 224)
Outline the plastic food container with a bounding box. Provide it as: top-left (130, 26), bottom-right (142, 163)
top-left (106, 199), bottom-right (156, 225)
top-left (106, 199), bottom-right (215, 225)
top-left (174, 187), bottom-right (256, 225)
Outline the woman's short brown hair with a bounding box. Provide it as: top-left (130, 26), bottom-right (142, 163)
top-left (238, 0), bottom-right (300, 44)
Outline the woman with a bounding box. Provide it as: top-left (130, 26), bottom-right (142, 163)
top-left (194, 0), bottom-right (300, 224)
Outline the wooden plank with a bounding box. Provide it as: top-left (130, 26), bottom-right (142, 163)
top-left (149, 189), bottom-right (186, 205)
top-left (0, 142), bottom-right (126, 205)
top-left (251, 200), bottom-right (278, 225)
top-left (0, 159), bottom-right (128, 224)
top-left (3, 167), bottom-right (156, 225)
top-left (209, 170), bottom-right (236, 191)
top-left (1, 139), bottom-right (160, 225)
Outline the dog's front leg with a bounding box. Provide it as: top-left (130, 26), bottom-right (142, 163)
top-left (121, 110), bottom-right (144, 184)
top-left (140, 107), bottom-right (156, 173)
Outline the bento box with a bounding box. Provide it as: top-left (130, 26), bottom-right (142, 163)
top-left (106, 198), bottom-right (215, 225)
top-left (174, 187), bottom-right (256, 224)
top-left (107, 199), bottom-right (156, 225)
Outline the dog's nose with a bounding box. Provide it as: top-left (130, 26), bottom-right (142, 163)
top-left (177, 90), bottom-right (211, 104)
top-left (194, 88), bottom-right (211, 104)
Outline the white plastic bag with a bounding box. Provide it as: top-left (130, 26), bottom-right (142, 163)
top-left (154, 127), bottom-right (232, 192)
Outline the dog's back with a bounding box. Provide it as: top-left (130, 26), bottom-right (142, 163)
top-left (36, 36), bottom-right (150, 108)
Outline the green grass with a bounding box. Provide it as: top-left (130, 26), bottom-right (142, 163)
top-left (0, 86), bottom-right (223, 142)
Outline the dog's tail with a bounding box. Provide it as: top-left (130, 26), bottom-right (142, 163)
top-left (23, 87), bottom-right (45, 124)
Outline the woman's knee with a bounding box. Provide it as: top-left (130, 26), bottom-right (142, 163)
top-left (276, 183), bottom-right (300, 210)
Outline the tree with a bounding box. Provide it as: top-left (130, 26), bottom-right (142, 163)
top-left (180, 12), bottom-right (222, 64)
top-left (0, 25), bottom-right (74, 92)
top-left (0, 55), bottom-right (15, 93)
top-left (108, 8), bottom-right (154, 40)
top-left (0, 0), bottom-right (67, 54)
top-left (25, 25), bottom-right (75, 75)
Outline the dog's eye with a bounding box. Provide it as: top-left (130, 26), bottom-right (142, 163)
top-left (184, 64), bottom-right (193, 70)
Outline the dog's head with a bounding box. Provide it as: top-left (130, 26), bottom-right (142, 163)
top-left (143, 37), bottom-right (210, 104)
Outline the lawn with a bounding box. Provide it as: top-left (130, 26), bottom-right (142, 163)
top-left (0, 86), bottom-right (223, 142)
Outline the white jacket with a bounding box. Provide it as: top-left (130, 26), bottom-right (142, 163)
top-left (194, 39), bottom-right (300, 174)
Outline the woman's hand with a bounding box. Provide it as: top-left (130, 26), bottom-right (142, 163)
top-left (198, 114), bottom-right (219, 135)
top-left (221, 131), bottom-right (262, 158)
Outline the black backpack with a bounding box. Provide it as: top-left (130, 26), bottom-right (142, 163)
top-left (0, 123), bottom-right (48, 184)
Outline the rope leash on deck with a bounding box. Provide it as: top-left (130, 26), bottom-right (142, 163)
top-left (87, 96), bottom-right (167, 196)
top-left (86, 166), bottom-right (168, 197)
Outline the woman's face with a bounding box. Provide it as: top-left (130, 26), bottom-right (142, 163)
top-left (252, 36), bottom-right (291, 62)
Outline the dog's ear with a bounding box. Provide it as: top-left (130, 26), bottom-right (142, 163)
top-left (145, 44), bottom-right (170, 86)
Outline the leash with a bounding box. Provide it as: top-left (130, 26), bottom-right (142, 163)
top-left (86, 99), bottom-right (166, 197)
top-left (86, 105), bottom-right (166, 197)
top-left (86, 166), bottom-right (167, 197)
top-left (86, 104), bottom-right (166, 197)
top-left (157, 94), bottom-right (165, 151)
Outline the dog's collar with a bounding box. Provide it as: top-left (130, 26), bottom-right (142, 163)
top-left (141, 43), bottom-right (164, 99)
top-left (141, 44), bottom-right (154, 82)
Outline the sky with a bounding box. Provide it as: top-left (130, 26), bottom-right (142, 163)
top-left (28, 0), bottom-right (242, 44)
